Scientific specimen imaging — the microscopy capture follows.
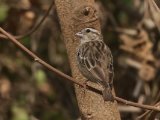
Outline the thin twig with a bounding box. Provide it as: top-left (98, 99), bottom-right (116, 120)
top-left (0, 27), bottom-right (160, 112)
top-left (137, 89), bottom-right (160, 119)
top-left (0, 0), bottom-right (54, 39)
top-left (0, 27), bottom-right (83, 87)
top-left (0, 34), bottom-right (6, 38)
top-left (115, 97), bottom-right (160, 112)
top-left (137, 102), bottom-right (160, 119)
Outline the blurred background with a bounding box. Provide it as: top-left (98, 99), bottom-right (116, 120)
top-left (0, 0), bottom-right (160, 120)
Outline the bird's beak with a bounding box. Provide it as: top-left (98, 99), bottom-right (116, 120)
top-left (75, 32), bottom-right (83, 37)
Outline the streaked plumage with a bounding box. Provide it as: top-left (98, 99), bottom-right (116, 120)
top-left (76, 28), bottom-right (114, 101)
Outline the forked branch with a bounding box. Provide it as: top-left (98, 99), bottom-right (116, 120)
top-left (0, 27), bottom-right (160, 112)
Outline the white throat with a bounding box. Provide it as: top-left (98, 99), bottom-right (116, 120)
top-left (80, 35), bottom-right (100, 44)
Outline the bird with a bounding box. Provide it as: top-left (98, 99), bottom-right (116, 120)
top-left (76, 28), bottom-right (114, 101)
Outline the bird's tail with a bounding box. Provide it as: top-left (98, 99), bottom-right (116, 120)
top-left (102, 86), bottom-right (114, 102)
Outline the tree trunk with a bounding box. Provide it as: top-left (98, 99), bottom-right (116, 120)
top-left (55, 0), bottom-right (121, 119)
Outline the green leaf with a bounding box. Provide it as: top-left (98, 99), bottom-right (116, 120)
top-left (12, 105), bottom-right (29, 120)
top-left (34, 69), bottom-right (46, 85)
top-left (0, 4), bottom-right (9, 22)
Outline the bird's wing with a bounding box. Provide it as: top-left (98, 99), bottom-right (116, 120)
top-left (106, 48), bottom-right (114, 84)
top-left (78, 41), bottom-right (107, 83)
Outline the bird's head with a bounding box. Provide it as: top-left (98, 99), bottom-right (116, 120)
top-left (76, 28), bottom-right (102, 43)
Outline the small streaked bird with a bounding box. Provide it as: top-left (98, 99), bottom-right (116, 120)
top-left (76, 28), bottom-right (114, 101)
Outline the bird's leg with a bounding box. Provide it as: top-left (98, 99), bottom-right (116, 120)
top-left (82, 80), bottom-right (89, 96)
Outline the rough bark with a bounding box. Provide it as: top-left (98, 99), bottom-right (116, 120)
top-left (55, 0), bottom-right (121, 119)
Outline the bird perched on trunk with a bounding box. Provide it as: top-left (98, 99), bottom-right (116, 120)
top-left (76, 28), bottom-right (114, 101)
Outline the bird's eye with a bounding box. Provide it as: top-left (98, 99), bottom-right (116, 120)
top-left (86, 29), bottom-right (91, 33)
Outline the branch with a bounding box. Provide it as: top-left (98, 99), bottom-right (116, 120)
top-left (0, 27), bottom-right (160, 112)
top-left (0, 27), bottom-right (83, 87)
top-left (0, 0), bottom-right (54, 39)
top-left (115, 97), bottom-right (160, 112)
top-left (137, 102), bottom-right (160, 119)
